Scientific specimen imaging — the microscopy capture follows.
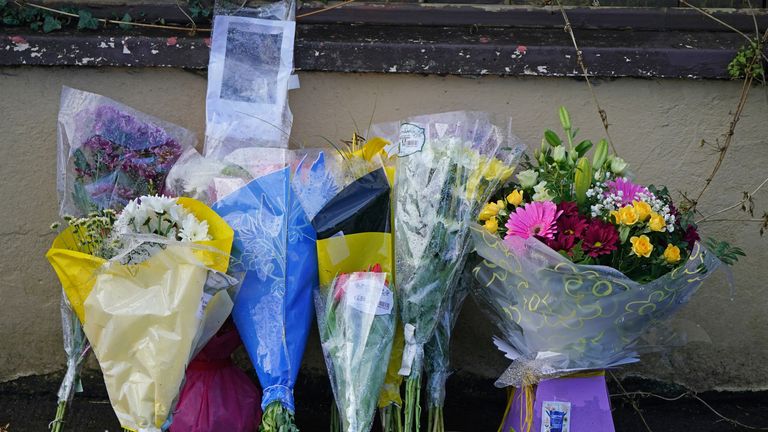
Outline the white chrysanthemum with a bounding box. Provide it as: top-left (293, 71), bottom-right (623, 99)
top-left (179, 213), bottom-right (211, 242)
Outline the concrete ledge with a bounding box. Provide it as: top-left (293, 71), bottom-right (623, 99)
top-left (1, 5), bottom-right (767, 78)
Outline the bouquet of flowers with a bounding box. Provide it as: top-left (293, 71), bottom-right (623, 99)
top-left (423, 261), bottom-right (472, 432)
top-left (183, 148), bottom-right (316, 432)
top-left (51, 87), bottom-right (196, 432)
top-left (58, 87), bottom-right (193, 216)
top-left (316, 268), bottom-right (396, 432)
top-left (472, 107), bottom-right (742, 432)
top-left (46, 195), bottom-right (238, 432)
top-left (293, 135), bottom-right (400, 432)
top-left (373, 111), bottom-right (524, 432)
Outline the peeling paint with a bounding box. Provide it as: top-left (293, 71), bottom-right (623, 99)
top-left (122, 44), bottom-right (131, 55)
top-left (537, 65), bottom-right (548, 73)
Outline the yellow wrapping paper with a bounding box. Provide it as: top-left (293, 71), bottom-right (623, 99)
top-left (46, 197), bottom-right (235, 432)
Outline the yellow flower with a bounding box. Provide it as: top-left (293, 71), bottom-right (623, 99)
top-left (648, 212), bottom-right (666, 232)
top-left (483, 157), bottom-right (515, 182)
top-left (484, 217), bottom-right (499, 234)
top-left (610, 210), bottom-right (621, 225)
top-left (663, 243), bottom-right (681, 264)
top-left (506, 190), bottom-right (523, 207)
top-left (478, 200), bottom-right (505, 222)
top-left (617, 205), bottom-right (639, 226)
top-left (630, 235), bottom-right (653, 258)
top-left (632, 200), bottom-right (652, 222)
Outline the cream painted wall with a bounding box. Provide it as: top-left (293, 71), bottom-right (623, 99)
top-left (0, 67), bottom-right (765, 391)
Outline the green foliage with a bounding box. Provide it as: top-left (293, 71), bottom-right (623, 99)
top-left (728, 40), bottom-right (765, 80)
top-left (0, 1), bottom-right (212, 33)
top-left (260, 402), bottom-right (299, 432)
top-left (118, 13), bottom-right (132, 30)
top-left (188, 0), bottom-right (213, 19)
top-left (77, 10), bottom-right (98, 30)
top-left (705, 237), bottom-right (746, 266)
top-left (43, 15), bottom-right (62, 33)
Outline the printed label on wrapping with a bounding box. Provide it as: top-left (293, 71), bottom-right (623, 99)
top-left (197, 292), bottom-right (214, 320)
top-left (346, 277), bottom-right (393, 316)
top-left (542, 401), bottom-right (571, 432)
top-left (397, 123), bottom-right (426, 157)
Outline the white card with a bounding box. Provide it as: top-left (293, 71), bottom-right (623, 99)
top-left (541, 401), bottom-right (571, 432)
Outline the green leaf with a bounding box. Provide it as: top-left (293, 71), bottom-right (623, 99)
top-left (705, 237), bottom-right (745, 266)
top-left (118, 13), bottom-right (132, 29)
top-left (544, 129), bottom-right (562, 147)
top-left (574, 140), bottom-right (593, 157)
top-left (0, 0), bottom-right (7, 8)
top-left (42, 15), bottom-right (61, 33)
top-left (77, 10), bottom-right (98, 30)
top-left (619, 226), bottom-right (631, 243)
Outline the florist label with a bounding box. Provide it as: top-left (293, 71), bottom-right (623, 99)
top-left (346, 276), bottom-right (394, 316)
top-left (397, 123), bottom-right (426, 157)
top-left (542, 401), bottom-right (571, 432)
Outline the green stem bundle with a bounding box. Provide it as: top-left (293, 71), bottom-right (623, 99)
top-left (49, 400), bottom-right (66, 432)
top-left (403, 373), bottom-right (422, 432)
top-left (380, 404), bottom-right (403, 432)
top-left (427, 406), bottom-right (444, 432)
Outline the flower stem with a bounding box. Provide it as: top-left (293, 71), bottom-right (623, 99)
top-left (403, 374), bottom-right (422, 432)
top-left (50, 400), bottom-right (66, 432)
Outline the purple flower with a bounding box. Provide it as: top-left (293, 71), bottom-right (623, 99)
top-left (605, 177), bottom-right (649, 205)
top-left (582, 220), bottom-right (619, 257)
top-left (683, 225), bottom-right (700, 251)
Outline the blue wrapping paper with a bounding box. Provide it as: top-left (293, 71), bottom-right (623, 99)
top-left (213, 166), bottom-right (317, 412)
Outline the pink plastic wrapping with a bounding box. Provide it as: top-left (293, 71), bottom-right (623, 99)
top-left (171, 320), bottom-right (262, 432)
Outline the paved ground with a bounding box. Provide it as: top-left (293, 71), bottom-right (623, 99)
top-left (1, 372), bottom-right (767, 431)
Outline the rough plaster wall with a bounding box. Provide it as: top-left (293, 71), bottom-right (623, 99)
top-left (0, 67), bottom-right (765, 392)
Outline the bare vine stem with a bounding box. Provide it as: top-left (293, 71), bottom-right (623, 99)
top-left (555, 1), bottom-right (618, 155)
top-left (611, 391), bottom-right (768, 430)
top-left (15, 0), bottom-right (357, 33)
top-left (697, 176), bottom-right (768, 223)
top-left (690, 28), bottom-right (767, 210)
top-left (679, 0), bottom-right (768, 65)
top-left (609, 372), bottom-right (653, 432)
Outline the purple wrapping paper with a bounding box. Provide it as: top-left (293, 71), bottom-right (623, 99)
top-left (501, 374), bottom-right (615, 432)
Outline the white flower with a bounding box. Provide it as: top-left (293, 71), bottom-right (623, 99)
top-left (516, 169), bottom-right (539, 189)
top-left (610, 157), bottom-right (627, 174)
top-left (532, 181), bottom-right (555, 202)
top-left (552, 146), bottom-right (566, 163)
top-left (141, 195), bottom-right (177, 214)
top-left (179, 213), bottom-right (211, 242)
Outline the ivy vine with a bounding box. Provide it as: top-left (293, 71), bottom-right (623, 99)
top-left (0, 0), bottom-right (213, 33)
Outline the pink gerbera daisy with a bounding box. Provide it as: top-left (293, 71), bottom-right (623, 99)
top-left (504, 201), bottom-right (562, 240)
top-left (605, 177), bottom-right (649, 205)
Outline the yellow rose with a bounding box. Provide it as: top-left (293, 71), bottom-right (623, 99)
top-left (506, 190), bottom-right (524, 207)
top-left (648, 212), bottom-right (666, 232)
top-left (610, 210), bottom-right (621, 225)
top-left (484, 217), bottom-right (499, 234)
top-left (478, 200), bottom-right (505, 222)
top-left (663, 243), bottom-right (681, 264)
top-left (632, 200), bottom-right (652, 222)
top-left (617, 205), bottom-right (639, 226)
top-left (630, 235), bottom-right (653, 258)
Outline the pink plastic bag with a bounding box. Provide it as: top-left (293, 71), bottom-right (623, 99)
top-left (171, 320), bottom-right (262, 432)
